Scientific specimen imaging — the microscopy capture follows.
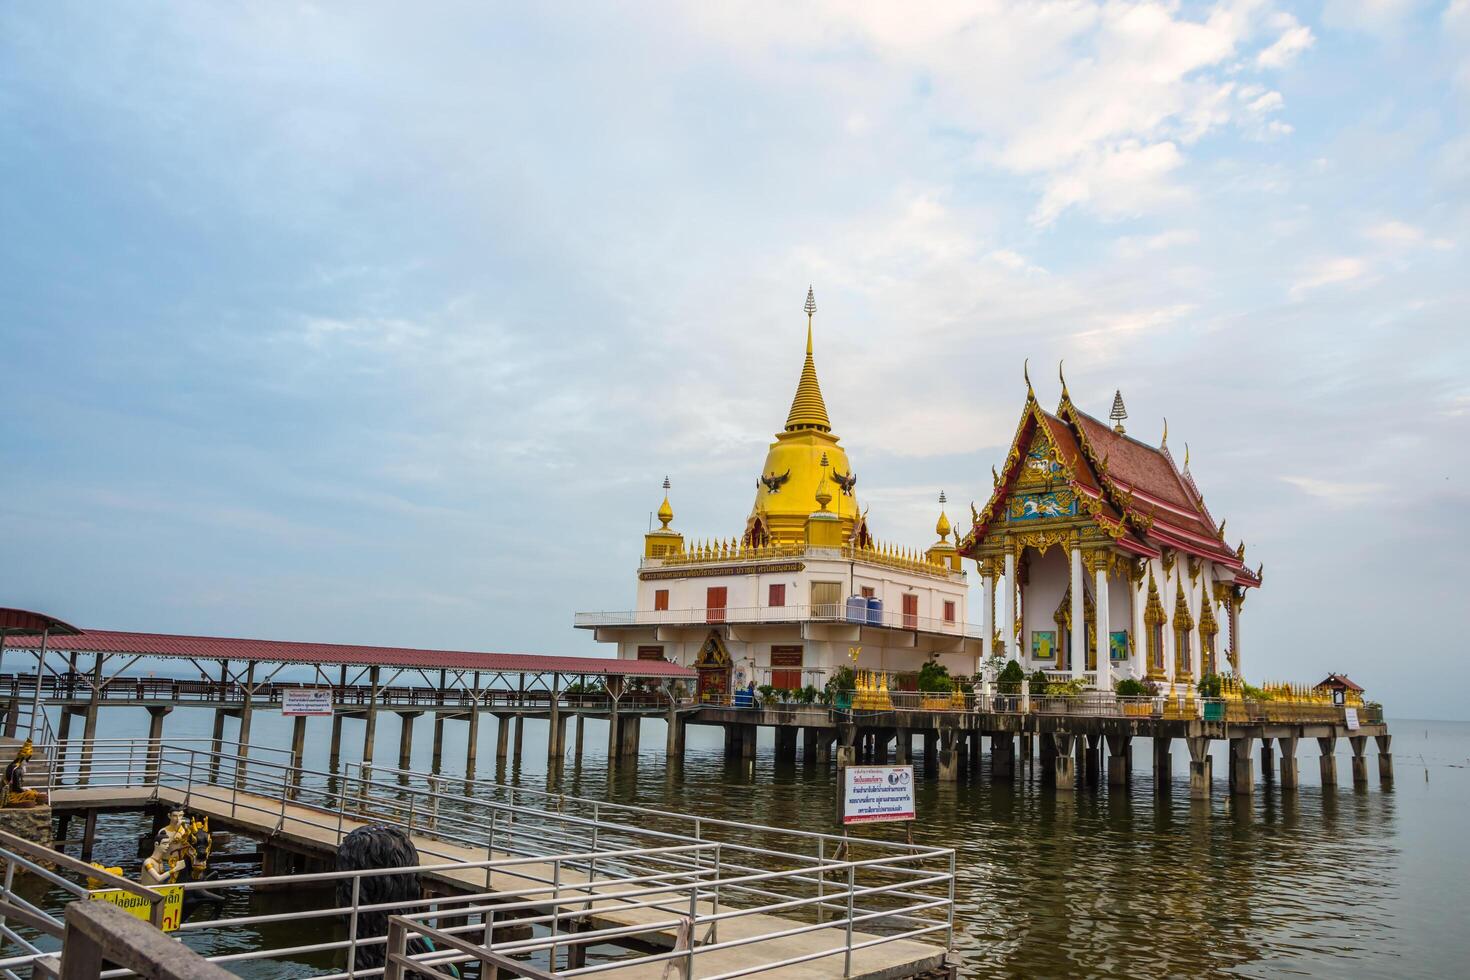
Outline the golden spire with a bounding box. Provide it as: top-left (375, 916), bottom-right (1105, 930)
top-left (935, 490), bottom-right (951, 541)
top-left (657, 476), bottom-right (674, 530)
top-left (785, 286), bottom-right (831, 432)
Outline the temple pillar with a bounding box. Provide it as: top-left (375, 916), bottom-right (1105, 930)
top-left (1278, 736), bottom-right (1299, 789)
top-left (1350, 735), bottom-right (1369, 789)
top-left (1003, 549), bottom-right (1017, 661)
top-left (1376, 734), bottom-right (1393, 786)
top-left (1069, 546), bottom-right (1085, 680)
top-left (981, 562), bottom-right (995, 664)
top-left (1318, 736), bottom-right (1338, 788)
top-left (1095, 560), bottom-right (1111, 691)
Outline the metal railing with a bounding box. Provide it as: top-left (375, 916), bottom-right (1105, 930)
top-left (29, 738), bottom-right (954, 978)
top-left (574, 603), bottom-right (978, 639)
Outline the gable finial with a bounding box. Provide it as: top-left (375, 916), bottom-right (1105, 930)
top-left (1058, 360), bottom-right (1069, 401)
top-left (1109, 390), bottom-right (1128, 434)
top-left (1184, 442), bottom-right (1190, 473)
top-left (1161, 416), bottom-right (1168, 448)
top-left (1023, 358), bottom-right (1033, 397)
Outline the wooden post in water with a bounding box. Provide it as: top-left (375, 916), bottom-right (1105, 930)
top-left (547, 675), bottom-right (563, 763)
top-left (1317, 736), bottom-right (1338, 788)
top-left (431, 669), bottom-right (447, 772)
top-left (1277, 735), bottom-right (1299, 789)
top-left (512, 714), bottom-right (525, 765)
top-left (329, 665), bottom-right (346, 773)
top-left (209, 660), bottom-right (229, 783)
top-left (497, 714), bottom-right (512, 761)
top-left (574, 712), bottom-right (585, 761)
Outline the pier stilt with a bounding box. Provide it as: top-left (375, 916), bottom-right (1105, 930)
top-left (802, 727), bottom-right (819, 766)
top-left (775, 726), bottom-right (798, 766)
top-left (816, 731), bottom-right (832, 766)
top-left (1278, 736), bottom-right (1299, 789)
top-left (1106, 734), bottom-right (1130, 787)
top-left (1, 698), bottom-right (15, 739)
top-left (1040, 734), bottom-right (1057, 779)
top-left (1153, 736), bottom-right (1172, 790)
top-left (146, 706), bottom-right (172, 785)
top-left (1084, 733), bottom-right (1102, 787)
top-left (619, 715), bottom-right (642, 760)
top-left (1317, 736), bottom-right (1338, 788)
top-left (574, 712), bottom-right (585, 761)
top-left (209, 660), bottom-right (229, 782)
top-left (836, 725), bottom-right (856, 769)
top-left (465, 704), bottom-right (480, 779)
top-left (397, 711), bottom-right (420, 770)
top-left (665, 707), bottom-right (684, 764)
top-left (81, 809), bottom-right (98, 863)
top-left (431, 713), bottom-right (445, 773)
top-left (361, 666), bottom-right (381, 768)
top-left (923, 730), bottom-right (937, 775)
top-left (1019, 733), bottom-right (1033, 769)
top-left (512, 714), bottom-right (525, 764)
top-left (329, 714), bottom-right (344, 774)
top-left (991, 733), bottom-right (1014, 780)
top-left (936, 728), bottom-right (959, 781)
top-left (496, 715), bottom-right (512, 761)
top-left (234, 661), bottom-right (256, 789)
top-left (1350, 735), bottom-right (1369, 789)
top-left (289, 712), bottom-right (307, 798)
top-left (1376, 734), bottom-right (1393, 786)
top-left (1260, 738), bottom-right (1275, 784)
top-left (1186, 736), bottom-right (1212, 799)
top-left (894, 729), bottom-right (911, 765)
top-left (1228, 737), bottom-right (1253, 795)
top-left (79, 655), bottom-right (105, 786)
top-left (1052, 735), bottom-right (1076, 794)
top-left (549, 711), bottom-right (569, 762)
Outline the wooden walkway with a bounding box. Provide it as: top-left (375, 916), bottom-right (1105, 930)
top-left (52, 784), bottom-right (947, 979)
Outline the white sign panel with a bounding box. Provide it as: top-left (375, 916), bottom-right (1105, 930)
top-left (282, 688), bottom-right (334, 716)
top-left (840, 765), bottom-right (915, 826)
top-left (1344, 707), bottom-right (1360, 731)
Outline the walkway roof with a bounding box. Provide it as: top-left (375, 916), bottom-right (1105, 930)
top-left (0, 608), bottom-right (82, 638)
top-left (3, 627), bottom-right (694, 678)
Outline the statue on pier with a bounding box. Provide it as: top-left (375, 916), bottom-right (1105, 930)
top-left (335, 824), bottom-right (458, 975)
top-left (1, 739), bottom-right (45, 808)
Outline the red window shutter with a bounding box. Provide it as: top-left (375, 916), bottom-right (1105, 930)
top-left (768, 583), bottom-right (785, 607)
top-left (654, 590), bottom-right (669, 611)
top-left (706, 587), bottom-right (727, 624)
top-left (944, 600), bottom-right (956, 624)
top-left (902, 594), bottom-right (919, 629)
top-left (771, 645), bottom-right (803, 690)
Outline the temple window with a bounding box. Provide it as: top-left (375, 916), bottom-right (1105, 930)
top-left (654, 589), bottom-right (669, 612)
top-left (768, 583), bottom-right (786, 607)
top-left (706, 586), bottom-right (727, 624)
top-left (811, 581), bottom-right (842, 618)
top-left (944, 600), bottom-right (956, 624)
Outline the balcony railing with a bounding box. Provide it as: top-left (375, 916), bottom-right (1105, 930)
top-left (575, 602), bottom-right (980, 638)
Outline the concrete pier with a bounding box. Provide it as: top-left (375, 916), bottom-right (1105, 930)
top-left (496, 714), bottom-right (512, 761)
top-left (397, 712), bottom-right (420, 770)
top-left (1084, 733), bottom-right (1101, 787)
top-left (1259, 738), bottom-right (1275, 784)
top-left (1350, 735), bottom-right (1369, 789)
top-left (1376, 734), bottom-right (1393, 786)
top-left (1052, 735), bottom-right (1076, 794)
top-left (1277, 736), bottom-right (1298, 789)
top-left (991, 733), bottom-right (1014, 780)
top-left (1105, 734), bottom-right (1129, 787)
top-left (665, 707), bottom-right (685, 764)
top-left (1318, 736), bottom-right (1338, 788)
top-left (1229, 737), bottom-right (1253, 796)
top-left (1154, 736), bottom-right (1172, 790)
top-left (1186, 737), bottom-right (1211, 799)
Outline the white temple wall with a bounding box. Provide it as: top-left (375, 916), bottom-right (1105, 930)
top-left (1020, 547), bottom-right (1068, 669)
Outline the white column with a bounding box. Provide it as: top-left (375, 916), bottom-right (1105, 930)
top-left (1190, 572), bottom-right (1203, 679)
top-left (1069, 546), bottom-right (1085, 680)
top-left (1003, 550), bottom-right (1017, 662)
top-left (1095, 563), bottom-right (1111, 691)
top-left (1162, 567), bottom-right (1176, 687)
top-left (1133, 570), bottom-right (1148, 679)
top-left (980, 564), bottom-right (995, 665)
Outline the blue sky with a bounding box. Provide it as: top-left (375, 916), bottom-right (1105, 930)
top-left (2, 2), bottom-right (1466, 716)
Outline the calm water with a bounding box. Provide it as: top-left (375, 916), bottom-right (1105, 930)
top-left (44, 708), bottom-right (1470, 978)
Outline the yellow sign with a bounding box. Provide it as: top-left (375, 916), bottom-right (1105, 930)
top-left (89, 886), bottom-right (183, 932)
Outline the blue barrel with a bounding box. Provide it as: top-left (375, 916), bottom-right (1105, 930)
top-left (845, 595), bottom-right (867, 623)
top-left (866, 596), bottom-right (883, 625)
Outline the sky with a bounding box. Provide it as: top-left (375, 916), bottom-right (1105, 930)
top-left (1, 2), bottom-right (1466, 717)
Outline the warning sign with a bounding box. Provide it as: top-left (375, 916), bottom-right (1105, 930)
top-left (282, 688), bottom-right (334, 716)
top-left (839, 765), bottom-right (916, 826)
top-left (89, 885), bottom-right (183, 931)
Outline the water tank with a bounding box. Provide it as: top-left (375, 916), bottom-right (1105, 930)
top-left (845, 595), bottom-right (867, 623)
top-left (866, 596), bottom-right (884, 625)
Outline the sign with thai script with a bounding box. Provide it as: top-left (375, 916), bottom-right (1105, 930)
top-left (1344, 707), bottom-right (1360, 730)
top-left (640, 562), bottom-right (804, 581)
top-left (839, 765), bottom-right (915, 825)
top-left (282, 688), bottom-right (334, 716)
top-left (90, 886), bottom-right (183, 931)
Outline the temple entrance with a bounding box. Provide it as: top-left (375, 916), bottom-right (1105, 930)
top-left (694, 631), bottom-right (732, 703)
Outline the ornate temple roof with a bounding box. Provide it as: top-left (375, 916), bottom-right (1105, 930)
top-left (961, 384), bottom-right (1260, 588)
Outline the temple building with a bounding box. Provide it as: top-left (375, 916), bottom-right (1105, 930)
top-left (957, 371), bottom-right (1261, 692)
top-left (576, 289), bottom-right (982, 700)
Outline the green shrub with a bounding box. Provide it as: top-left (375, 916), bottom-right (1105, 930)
top-left (1047, 678), bottom-right (1087, 697)
top-left (997, 660), bottom-right (1026, 693)
top-left (824, 666), bottom-right (856, 705)
top-left (1115, 678), bottom-right (1150, 697)
top-left (917, 660), bottom-right (953, 693)
top-left (799, 685), bottom-right (819, 705)
top-left (1197, 673), bottom-right (1222, 698)
top-left (1029, 668), bottom-right (1052, 693)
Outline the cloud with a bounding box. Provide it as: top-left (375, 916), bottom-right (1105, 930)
top-left (1280, 475), bottom-right (1387, 507)
top-left (1365, 220), bottom-right (1455, 249)
top-left (1288, 257), bottom-right (1373, 299)
top-left (1257, 16), bottom-right (1315, 68)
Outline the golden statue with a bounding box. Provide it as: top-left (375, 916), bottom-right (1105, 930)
top-left (1, 740), bottom-right (45, 808)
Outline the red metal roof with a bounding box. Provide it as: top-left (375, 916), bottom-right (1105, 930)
top-left (0, 608), bottom-right (82, 638)
top-left (4, 628), bottom-right (695, 677)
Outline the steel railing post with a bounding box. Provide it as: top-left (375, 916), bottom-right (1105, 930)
top-left (346, 875), bottom-right (361, 979)
top-left (844, 861), bottom-right (856, 978)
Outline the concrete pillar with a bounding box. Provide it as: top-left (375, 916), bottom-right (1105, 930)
top-left (665, 705), bottom-right (684, 764)
top-left (513, 714), bottom-right (525, 763)
top-left (547, 677), bottom-right (562, 763)
top-left (936, 728), bottom-right (960, 781)
top-left (145, 706), bottom-right (172, 784)
top-left (1186, 736), bottom-right (1212, 799)
top-left (1259, 738), bottom-right (1275, 784)
top-left (81, 809), bottom-right (98, 863)
top-left (836, 725), bottom-right (856, 769)
top-left (923, 730), bottom-right (938, 774)
top-left (1053, 735), bottom-right (1076, 794)
top-left (1040, 734), bottom-right (1057, 778)
top-left (1019, 733), bottom-right (1033, 767)
top-left (1, 698), bottom-right (15, 739)
top-left (874, 730), bottom-right (889, 764)
top-left (1317, 736), bottom-right (1338, 788)
top-left (981, 566), bottom-right (995, 664)
top-left (78, 655), bottom-right (105, 786)
top-left (1350, 735), bottom-right (1369, 788)
top-left (289, 713), bottom-right (307, 798)
top-left (361, 666), bottom-right (381, 768)
top-left (1228, 736), bottom-right (1253, 795)
top-left (397, 712), bottom-right (420, 770)
top-left (329, 665), bottom-right (346, 773)
top-left (1278, 736), bottom-right (1299, 790)
top-left (208, 660), bottom-right (229, 782)
top-left (233, 661), bottom-right (256, 790)
top-left (1376, 734), bottom-right (1393, 786)
top-left (1153, 736), bottom-right (1172, 790)
top-left (775, 726), bottom-right (798, 766)
top-left (574, 712), bottom-right (585, 761)
top-left (620, 715), bottom-right (643, 760)
top-left (431, 714), bottom-right (446, 773)
top-left (465, 672), bottom-right (482, 778)
top-left (816, 731), bottom-right (832, 765)
top-left (991, 733), bottom-right (1014, 780)
top-left (497, 714), bottom-right (512, 760)
top-left (606, 705), bottom-right (621, 764)
top-left (1084, 733), bottom-right (1102, 787)
top-left (802, 727), bottom-right (819, 766)
top-left (737, 722), bottom-right (755, 761)
top-left (1095, 561), bottom-right (1111, 691)
top-left (1106, 734), bottom-right (1129, 787)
